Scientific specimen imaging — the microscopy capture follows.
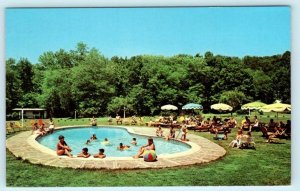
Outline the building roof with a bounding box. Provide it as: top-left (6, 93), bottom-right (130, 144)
top-left (12, 108), bottom-right (46, 111)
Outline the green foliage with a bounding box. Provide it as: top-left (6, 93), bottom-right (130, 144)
top-left (16, 58), bottom-right (35, 93)
top-left (71, 48), bottom-right (115, 116)
top-left (220, 90), bottom-right (247, 110)
top-left (5, 43), bottom-right (291, 117)
top-left (6, 58), bottom-right (22, 112)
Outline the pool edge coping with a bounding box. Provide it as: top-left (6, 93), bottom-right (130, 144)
top-left (28, 125), bottom-right (201, 161)
top-left (6, 125), bottom-right (227, 169)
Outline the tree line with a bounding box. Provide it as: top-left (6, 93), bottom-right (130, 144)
top-left (6, 42), bottom-right (290, 118)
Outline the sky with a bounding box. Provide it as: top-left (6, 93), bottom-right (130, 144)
top-left (5, 7), bottom-right (290, 64)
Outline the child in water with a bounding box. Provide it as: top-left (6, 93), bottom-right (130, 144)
top-left (131, 138), bottom-right (137, 146)
top-left (94, 148), bottom-right (106, 159)
top-left (90, 134), bottom-right (97, 141)
top-left (86, 140), bottom-right (91, 145)
top-left (101, 138), bottom-right (110, 145)
top-left (117, 143), bottom-right (130, 151)
top-left (77, 147), bottom-right (90, 158)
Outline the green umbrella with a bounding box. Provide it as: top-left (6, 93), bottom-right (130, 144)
top-left (241, 101), bottom-right (267, 116)
top-left (260, 100), bottom-right (291, 120)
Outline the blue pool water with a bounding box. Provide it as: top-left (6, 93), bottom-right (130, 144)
top-left (37, 127), bottom-right (191, 157)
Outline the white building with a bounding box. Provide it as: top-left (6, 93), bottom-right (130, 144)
top-left (12, 108), bottom-right (47, 119)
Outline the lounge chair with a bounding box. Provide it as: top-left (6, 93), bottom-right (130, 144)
top-left (194, 124), bottom-right (211, 132)
top-left (14, 121), bottom-right (26, 131)
top-left (6, 122), bottom-right (15, 134)
top-left (138, 117), bottom-right (145, 126)
top-left (116, 117), bottom-right (122, 125)
top-left (131, 116), bottom-right (137, 125)
top-left (11, 122), bottom-right (21, 132)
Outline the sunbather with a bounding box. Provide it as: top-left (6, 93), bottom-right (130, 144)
top-left (56, 135), bottom-right (72, 157)
top-left (250, 116), bottom-right (259, 131)
top-left (134, 137), bottom-right (155, 158)
top-left (166, 126), bottom-right (176, 140)
top-left (36, 123), bottom-right (47, 136)
top-left (228, 117), bottom-right (237, 128)
top-left (229, 129), bottom-right (244, 148)
top-left (90, 116), bottom-right (97, 126)
top-left (181, 125), bottom-right (188, 141)
top-left (156, 126), bottom-right (164, 137)
top-left (48, 118), bottom-right (55, 134)
top-left (242, 116), bottom-right (251, 130)
top-left (32, 122), bottom-right (39, 134)
top-left (116, 114), bottom-right (122, 125)
top-left (267, 119), bottom-right (277, 132)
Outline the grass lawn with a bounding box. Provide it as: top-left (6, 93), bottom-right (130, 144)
top-left (6, 115), bottom-right (291, 187)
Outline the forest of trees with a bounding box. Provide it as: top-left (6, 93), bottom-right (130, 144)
top-left (6, 42), bottom-right (291, 118)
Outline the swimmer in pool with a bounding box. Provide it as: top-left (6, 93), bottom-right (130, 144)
top-left (117, 143), bottom-right (130, 151)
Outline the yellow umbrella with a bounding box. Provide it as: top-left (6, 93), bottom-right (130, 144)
top-left (260, 102), bottom-right (291, 112)
top-left (161, 104), bottom-right (178, 111)
top-left (260, 100), bottom-right (291, 119)
top-left (210, 103), bottom-right (233, 112)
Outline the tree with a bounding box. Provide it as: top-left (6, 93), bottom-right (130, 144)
top-left (107, 96), bottom-right (133, 116)
top-left (219, 90), bottom-right (246, 110)
top-left (39, 69), bottom-right (74, 117)
top-left (5, 42), bottom-right (291, 117)
top-left (71, 48), bottom-right (115, 116)
top-left (251, 70), bottom-right (273, 103)
top-left (6, 58), bottom-right (22, 112)
top-left (16, 58), bottom-right (34, 94)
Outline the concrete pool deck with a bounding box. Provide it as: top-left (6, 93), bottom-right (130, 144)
top-left (6, 126), bottom-right (226, 170)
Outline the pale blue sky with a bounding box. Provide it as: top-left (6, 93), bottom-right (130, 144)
top-left (6, 7), bottom-right (290, 63)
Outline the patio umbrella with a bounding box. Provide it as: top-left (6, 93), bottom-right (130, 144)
top-left (182, 103), bottom-right (203, 110)
top-left (241, 101), bottom-right (267, 116)
top-left (161, 104), bottom-right (178, 111)
top-left (210, 103), bottom-right (233, 112)
top-left (260, 100), bottom-right (291, 119)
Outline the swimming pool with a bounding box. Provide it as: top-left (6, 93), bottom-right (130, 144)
top-left (37, 127), bottom-right (191, 157)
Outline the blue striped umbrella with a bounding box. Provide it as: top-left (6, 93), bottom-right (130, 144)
top-left (182, 103), bottom-right (203, 110)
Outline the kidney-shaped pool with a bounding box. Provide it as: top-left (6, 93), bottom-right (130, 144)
top-left (37, 126), bottom-right (191, 157)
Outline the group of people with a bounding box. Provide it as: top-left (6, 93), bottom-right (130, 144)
top-left (56, 133), bottom-right (155, 159)
top-left (155, 125), bottom-right (188, 141)
top-left (264, 119), bottom-right (291, 142)
top-left (241, 116), bottom-right (260, 131)
top-left (32, 118), bottom-right (55, 136)
top-left (190, 116), bottom-right (237, 140)
top-left (57, 135), bottom-right (106, 158)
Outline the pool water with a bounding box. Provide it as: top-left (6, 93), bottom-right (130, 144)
top-left (37, 127), bottom-right (191, 157)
